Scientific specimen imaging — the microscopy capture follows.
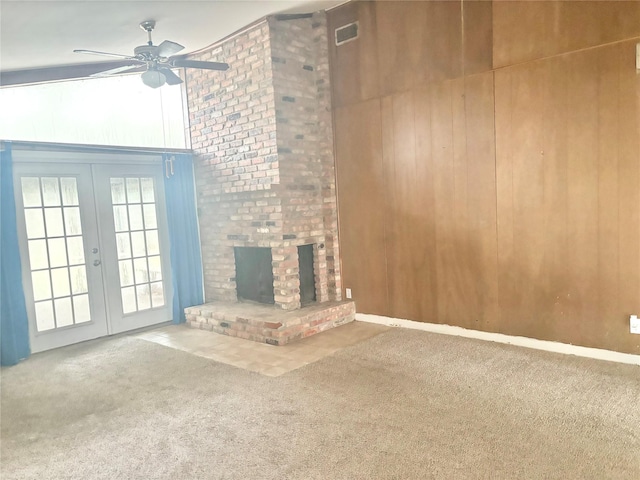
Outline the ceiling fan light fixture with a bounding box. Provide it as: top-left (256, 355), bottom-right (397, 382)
top-left (141, 69), bottom-right (166, 88)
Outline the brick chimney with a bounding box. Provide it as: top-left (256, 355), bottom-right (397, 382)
top-left (186, 12), bottom-right (342, 311)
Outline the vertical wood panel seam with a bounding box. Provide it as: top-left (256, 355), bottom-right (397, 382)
top-left (429, 87), bottom-right (438, 322)
top-left (450, 84), bottom-right (456, 222)
top-left (616, 45), bottom-right (622, 317)
top-left (382, 98), bottom-right (392, 315)
top-left (462, 77), bottom-right (469, 247)
top-left (492, 71), bottom-right (501, 316)
top-left (636, 38), bottom-right (640, 309)
top-left (461, 0), bottom-right (466, 78)
top-left (561, 57), bottom-right (569, 324)
top-left (637, 44), bottom-right (640, 310)
top-left (596, 49), bottom-right (602, 323)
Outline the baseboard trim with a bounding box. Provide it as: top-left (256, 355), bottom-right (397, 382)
top-left (356, 313), bottom-right (640, 366)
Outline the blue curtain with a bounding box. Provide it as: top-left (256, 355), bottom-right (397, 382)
top-left (163, 153), bottom-right (204, 323)
top-left (1, 143), bottom-right (31, 365)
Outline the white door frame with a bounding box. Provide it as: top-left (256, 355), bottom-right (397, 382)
top-left (13, 162), bottom-right (109, 352)
top-left (92, 163), bottom-right (174, 334)
top-left (12, 148), bottom-right (173, 351)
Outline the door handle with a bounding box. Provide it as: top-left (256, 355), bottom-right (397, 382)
top-left (93, 259), bottom-right (102, 266)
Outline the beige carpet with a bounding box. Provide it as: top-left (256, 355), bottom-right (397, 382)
top-left (1, 328), bottom-right (639, 479)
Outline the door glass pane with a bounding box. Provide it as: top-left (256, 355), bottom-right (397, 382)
top-left (116, 233), bottom-right (132, 259)
top-left (51, 267), bottom-right (71, 298)
top-left (64, 207), bottom-right (82, 235)
top-left (146, 230), bottom-right (159, 256)
top-left (41, 177), bottom-right (61, 206)
top-left (121, 287), bottom-right (136, 314)
top-left (44, 208), bottom-right (64, 237)
top-left (140, 178), bottom-right (155, 202)
top-left (126, 178), bottom-right (141, 203)
top-left (73, 295), bottom-right (91, 323)
top-left (110, 178), bottom-right (126, 204)
top-left (128, 204), bottom-right (143, 231)
top-left (28, 240), bottom-right (49, 270)
top-left (136, 284), bottom-right (151, 310)
top-left (48, 238), bottom-right (67, 268)
top-left (25, 209), bottom-right (45, 238)
top-left (69, 266), bottom-right (88, 294)
top-left (21, 175), bottom-right (91, 333)
top-left (118, 260), bottom-right (134, 287)
top-left (35, 301), bottom-right (55, 331)
top-left (143, 204), bottom-right (157, 229)
top-left (110, 176), bottom-right (165, 314)
top-left (67, 237), bottom-right (84, 265)
top-left (21, 177), bottom-right (42, 207)
top-left (60, 178), bottom-right (79, 206)
top-left (31, 270), bottom-right (52, 301)
top-left (131, 231), bottom-right (146, 257)
top-left (113, 205), bottom-right (129, 232)
top-left (55, 297), bottom-right (74, 327)
top-left (148, 256), bottom-right (162, 282)
top-left (151, 282), bottom-right (165, 307)
top-left (133, 258), bottom-right (149, 284)
top-left (67, 237), bottom-right (85, 265)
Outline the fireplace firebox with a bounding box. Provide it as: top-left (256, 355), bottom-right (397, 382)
top-left (234, 247), bottom-right (275, 305)
top-left (298, 244), bottom-right (316, 306)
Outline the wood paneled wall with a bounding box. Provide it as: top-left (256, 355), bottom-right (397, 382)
top-left (493, 1), bottom-right (640, 68)
top-left (329, 1), bottom-right (640, 353)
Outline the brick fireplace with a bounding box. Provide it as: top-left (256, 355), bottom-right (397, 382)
top-left (183, 12), bottom-right (355, 345)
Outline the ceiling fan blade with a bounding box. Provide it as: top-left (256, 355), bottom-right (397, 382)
top-left (157, 40), bottom-right (185, 57)
top-left (0, 61), bottom-right (141, 86)
top-left (159, 67), bottom-right (183, 85)
top-left (90, 64), bottom-right (145, 77)
top-left (73, 49), bottom-right (135, 59)
top-left (171, 59), bottom-right (229, 71)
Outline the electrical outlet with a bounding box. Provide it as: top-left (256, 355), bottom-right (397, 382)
top-left (630, 315), bottom-right (640, 334)
top-left (345, 288), bottom-right (352, 299)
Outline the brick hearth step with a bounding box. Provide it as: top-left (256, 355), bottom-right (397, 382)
top-left (185, 300), bottom-right (355, 345)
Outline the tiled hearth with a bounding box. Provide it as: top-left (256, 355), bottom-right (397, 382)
top-left (138, 321), bottom-right (389, 377)
top-left (185, 300), bottom-right (355, 346)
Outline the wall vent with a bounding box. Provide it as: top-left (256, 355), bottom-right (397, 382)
top-left (335, 21), bottom-right (359, 46)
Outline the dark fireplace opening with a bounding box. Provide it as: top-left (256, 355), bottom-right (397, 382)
top-left (234, 247), bottom-right (275, 304)
top-left (298, 244), bottom-right (316, 306)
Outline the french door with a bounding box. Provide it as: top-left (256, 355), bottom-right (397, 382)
top-left (14, 159), bottom-right (173, 353)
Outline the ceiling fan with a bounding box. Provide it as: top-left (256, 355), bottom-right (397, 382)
top-left (73, 20), bottom-right (229, 88)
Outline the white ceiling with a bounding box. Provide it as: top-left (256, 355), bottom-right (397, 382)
top-left (0, 0), bottom-right (344, 72)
